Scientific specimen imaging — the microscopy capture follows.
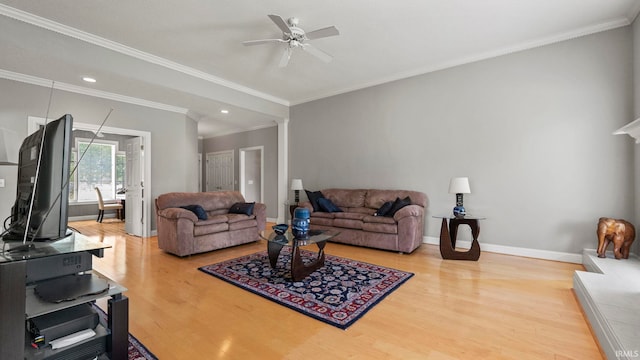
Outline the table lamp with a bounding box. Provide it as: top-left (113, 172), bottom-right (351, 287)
top-left (291, 179), bottom-right (304, 205)
top-left (0, 128), bottom-right (19, 165)
top-left (448, 177), bottom-right (470, 217)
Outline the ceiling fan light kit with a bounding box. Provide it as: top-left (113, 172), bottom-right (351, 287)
top-left (243, 14), bottom-right (340, 67)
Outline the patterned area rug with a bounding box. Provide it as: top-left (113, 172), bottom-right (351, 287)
top-left (198, 249), bottom-right (414, 329)
top-left (93, 305), bottom-right (158, 360)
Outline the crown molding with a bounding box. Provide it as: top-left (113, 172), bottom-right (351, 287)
top-left (0, 69), bottom-right (189, 114)
top-left (0, 4), bottom-right (289, 107)
top-left (290, 17), bottom-right (632, 105)
top-left (201, 122), bottom-right (277, 139)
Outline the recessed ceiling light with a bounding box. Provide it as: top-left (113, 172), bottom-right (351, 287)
top-left (82, 77), bottom-right (97, 83)
top-left (220, 109), bottom-right (229, 114)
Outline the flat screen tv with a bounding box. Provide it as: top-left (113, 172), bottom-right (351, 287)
top-left (4, 114), bottom-right (73, 242)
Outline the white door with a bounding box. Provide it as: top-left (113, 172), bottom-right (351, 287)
top-left (197, 153), bottom-right (202, 192)
top-left (125, 137), bottom-right (143, 236)
top-left (206, 151), bottom-right (234, 191)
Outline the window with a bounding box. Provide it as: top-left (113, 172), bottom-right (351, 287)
top-left (74, 139), bottom-right (119, 202)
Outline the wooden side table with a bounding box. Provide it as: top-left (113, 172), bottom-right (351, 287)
top-left (434, 216), bottom-right (485, 261)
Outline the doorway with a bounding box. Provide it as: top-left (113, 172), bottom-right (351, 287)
top-left (239, 146), bottom-right (264, 203)
top-left (28, 117), bottom-right (152, 238)
top-left (206, 150), bottom-right (234, 191)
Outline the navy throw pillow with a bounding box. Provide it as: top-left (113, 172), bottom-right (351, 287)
top-left (387, 196), bottom-right (412, 217)
top-left (374, 201), bottom-right (393, 216)
top-left (318, 198), bottom-right (343, 213)
top-left (305, 190), bottom-right (325, 212)
top-left (229, 202), bottom-right (255, 215)
top-left (180, 205), bottom-right (208, 220)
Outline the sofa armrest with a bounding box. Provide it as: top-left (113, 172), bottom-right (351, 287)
top-left (253, 203), bottom-right (267, 231)
top-left (157, 207), bottom-right (198, 222)
top-left (393, 205), bottom-right (424, 221)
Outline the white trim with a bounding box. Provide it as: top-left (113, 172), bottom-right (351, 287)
top-left (276, 118), bottom-right (289, 224)
top-left (290, 18), bottom-right (631, 105)
top-left (0, 4), bottom-right (288, 107)
top-left (239, 146), bottom-right (264, 204)
top-left (0, 69), bottom-right (188, 114)
top-left (423, 236), bottom-right (583, 264)
top-left (69, 214), bottom-right (114, 222)
top-left (266, 217), bottom-right (278, 224)
top-left (202, 123), bottom-right (277, 140)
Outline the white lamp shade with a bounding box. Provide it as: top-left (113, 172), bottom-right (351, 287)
top-left (291, 178), bottom-right (304, 191)
top-left (448, 177), bottom-right (471, 194)
top-left (0, 128), bottom-right (19, 165)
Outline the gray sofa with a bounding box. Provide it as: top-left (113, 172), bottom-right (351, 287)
top-left (299, 188), bottom-right (427, 253)
top-left (155, 191), bottom-right (266, 256)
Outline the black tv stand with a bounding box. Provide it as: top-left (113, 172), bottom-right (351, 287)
top-left (0, 232), bottom-right (128, 359)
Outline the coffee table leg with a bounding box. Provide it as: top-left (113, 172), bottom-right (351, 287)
top-left (267, 241), bottom-right (285, 268)
top-left (291, 240), bottom-right (326, 281)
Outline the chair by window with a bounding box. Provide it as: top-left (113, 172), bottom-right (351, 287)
top-left (95, 187), bottom-right (123, 223)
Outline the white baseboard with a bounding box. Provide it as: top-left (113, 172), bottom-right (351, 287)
top-left (267, 217), bottom-right (278, 223)
top-left (423, 236), bottom-right (583, 264)
top-left (69, 215), bottom-right (106, 221)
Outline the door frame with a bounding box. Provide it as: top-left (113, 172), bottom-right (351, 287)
top-left (28, 116), bottom-right (152, 238)
top-left (239, 146), bottom-right (264, 203)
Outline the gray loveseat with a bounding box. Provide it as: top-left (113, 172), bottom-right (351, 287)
top-left (299, 188), bottom-right (427, 253)
top-left (155, 191), bottom-right (266, 256)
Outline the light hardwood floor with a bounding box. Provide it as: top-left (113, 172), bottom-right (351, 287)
top-left (70, 219), bottom-right (603, 360)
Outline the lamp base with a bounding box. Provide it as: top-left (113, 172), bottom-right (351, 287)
top-left (453, 205), bottom-right (466, 218)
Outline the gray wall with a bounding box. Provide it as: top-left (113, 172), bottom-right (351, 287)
top-left (633, 18), bottom-right (640, 256)
top-left (202, 126), bottom-right (278, 219)
top-left (290, 27), bottom-right (634, 254)
top-left (0, 78), bottom-right (198, 232)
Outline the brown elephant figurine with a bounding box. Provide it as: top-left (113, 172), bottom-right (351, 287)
top-left (596, 217), bottom-right (635, 259)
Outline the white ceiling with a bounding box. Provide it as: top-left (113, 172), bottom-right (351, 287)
top-left (0, 0), bottom-right (638, 138)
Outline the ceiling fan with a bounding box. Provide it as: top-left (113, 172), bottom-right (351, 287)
top-left (242, 14), bottom-right (340, 67)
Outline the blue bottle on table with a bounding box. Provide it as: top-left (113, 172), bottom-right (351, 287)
top-left (292, 207), bottom-right (310, 239)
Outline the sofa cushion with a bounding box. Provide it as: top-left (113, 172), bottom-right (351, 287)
top-left (198, 214), bottom-right (228, 225)
top-left (363, 215), bottom-right (396, 224)
top-left (310, 217), bottom-right (334, 226)
top-left (334, 212), bottom-right (367, 221)
top-left (388, 196), bottom-right (412, 216)
top-left (364, 189), bottom-right (428, 209)
top-left (322, 189), bottom-right (367, 208)
top-left (229, 202), bottom-right (255, 215)
top-left (333, 218), bottom-right (364, 230)
top-left (305, 190), bottom-right (325, 212)
top-left (318, 198), bottom-right (343, 213)
top-left (156, 191), bottom-right (246, 212)
top-left (194, 222), bottom-right (229, 236)
top-left (227, 213), bottom-right (256, 224)
top-left (180, 205), bottom-right (208, 220)
top-left (344, 207), bottom-right (376, 215)
top-left (229, 219), bottom-right (258, 231)
top-left (362, 222), bottom-right (398, 234)
top-left (311, 212), bottom-right (335, 219)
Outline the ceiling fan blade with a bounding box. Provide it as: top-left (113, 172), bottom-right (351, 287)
top-left (279, 47), bottom-right (292, 68)
top-left (242, 39), bottom-right (286, 46)
top-left (302, 44), bottom-right (333, 63)
top-left (305, 26), bottom-right (340, 40)
top-left (268, 14), bottom-right (291, 34)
